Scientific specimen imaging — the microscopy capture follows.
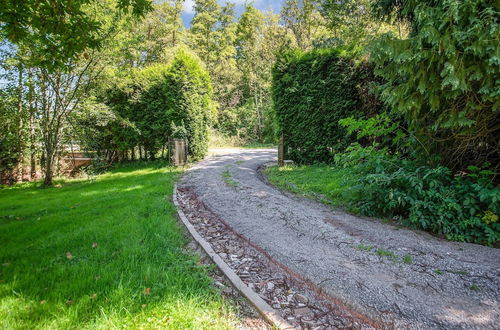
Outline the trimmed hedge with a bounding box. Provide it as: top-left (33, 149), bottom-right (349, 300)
top-left (85, 50), bottom-right (216, 163)
top-left (99, 64), bottom-right (171, 159)
top-left (272, 49), bottom-right (381, 163)
top-left (164, 50), bottom-right (216, 161)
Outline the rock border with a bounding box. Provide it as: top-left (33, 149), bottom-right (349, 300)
top-left (173, 184), bottom-right (294, 330)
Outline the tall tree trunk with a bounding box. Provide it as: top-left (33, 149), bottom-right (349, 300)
top-left (40, 73), bottom-right (59, 187)
top-left (172, 22), bottom-right (177, 47)
top-left (139, 146), bottom-right (143, 160)
top-left (28, 69), bottom-right (36, 180)
top-left (16, 64), bottom-right (24, 182)
top-left (40, 73), bottom-right (48, 184)
top-left (43, 146), bottom-right (55, 186)
top-left (43, 123), bottom-right (63, 186)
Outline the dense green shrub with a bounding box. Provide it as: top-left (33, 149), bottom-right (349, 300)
top-left (83, 52), bottom-right (216, 163)
top-left (354, 162), bottom-right (499, 245)
top-left (164, 50), bottom-right (216, 161)
top-left (372, 0), bottom-right (500, 170)
top-left (135, 66), bottom-right (173, 159)
top-left (336, 116), bottom-right (500, 245)
top-left (70, 97), bottom-right (139, 164)
top-left (272, 48), bottom-right (382, 163)
top-left (103, 65), bottom-right (171, 159)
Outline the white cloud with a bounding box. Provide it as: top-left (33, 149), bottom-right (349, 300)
top-left (182, 0), bottom-right (276, 15)
top-left (183, 0), bottom-right (253, 14)
top-left (183, 0), bottom-right (195, 13)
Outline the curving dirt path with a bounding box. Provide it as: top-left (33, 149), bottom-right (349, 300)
top-left (178, 148), bottom-right (500, 329)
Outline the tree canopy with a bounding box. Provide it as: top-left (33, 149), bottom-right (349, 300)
top-left (0, 0), bottom-right (152, 69)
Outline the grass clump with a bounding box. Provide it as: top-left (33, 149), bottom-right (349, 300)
top-left (449, 270), bottom-right (469, 276)
top-left (376, 248), bottom-right (397, 258)
top-left (264, 165), bottom-right (356, 209)
top-left (222, 169), bottom-right (238, 187)
top-left (355, 244), bottom-right (374, 251)
top-left (0, 162), bottom-right (240, 329)
top-left (403, 255), bottom-right (412, 264)
top-left (354, 244), bottom-right (412, 264)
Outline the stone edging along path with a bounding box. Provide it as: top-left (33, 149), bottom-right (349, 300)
top-left (176, 148), bottom-right (500, 329)
top-left (174, 184), bottom-right (377, 329)
top-left (173, 184), bottom-right (293, 329)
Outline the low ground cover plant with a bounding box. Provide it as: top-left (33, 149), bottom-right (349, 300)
top-left (342, 154), bottom-right (500, 246)
top-left (337, 115), bottom-right (500, 245)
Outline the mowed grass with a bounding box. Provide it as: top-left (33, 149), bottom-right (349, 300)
top-left (264, 164), bottom-right (356, 209)
top-left (0, 162), bottom-right (239, 329)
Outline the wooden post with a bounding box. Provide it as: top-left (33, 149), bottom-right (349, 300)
top-left (168, 138), bottom-right (187, 166)
top-left (278, 133), bottom-right (285, 167)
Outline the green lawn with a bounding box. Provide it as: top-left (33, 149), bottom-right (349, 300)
top-left (0, 162), bottom-right (240, 329)
top-left (264, 164), bottom-right (357, 210)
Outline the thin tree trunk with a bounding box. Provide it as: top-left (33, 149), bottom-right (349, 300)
top-left (43, 147), bottom-right (55, 186)
top-left (29, 70), bottom-right (36, 180)
top-left (56, 153), bottom-right (62, 178)
top-left (139, 146), bottom-right (143, 160)
top-left (40, 73), bottom-right (60, 187)
top-left (172, 24), bottom-right (177, 47)
top-left (40, 73), bottom-right (48, 183)
top-left (16, 64), bottom-right (24, 182)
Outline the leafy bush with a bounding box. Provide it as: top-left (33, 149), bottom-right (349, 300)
top-left (272, 48), bottom-right (382, 164)
top-left (102, 65), bottom-right (171, 159)
top-left (164, 49), bottom-right (216, 161)
top-left (354, 163), bottom-right (500, 245)
top-left (70, 97), bottom-right (139, 163)
top-left (337, 116), bottom-right (500, 245)
top-left (132, 65), bottom-right (173, 159)
top-left (170, 121), bottom-right (188, 140)
top-left (87, 51), bottom-right (216, 163)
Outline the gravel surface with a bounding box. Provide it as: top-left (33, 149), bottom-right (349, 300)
top-left (183, 234), bottom-right (270, 330)
top-left (178, 188), bottom-right (375, 329)
top-left (178, 148), bottom-right (500, 329)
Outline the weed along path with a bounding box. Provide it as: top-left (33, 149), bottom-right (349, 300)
top-left (177, 148), bottom-right (500, 329)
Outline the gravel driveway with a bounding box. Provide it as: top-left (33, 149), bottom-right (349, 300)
top-left (178, 148), bottom-right (500, 329)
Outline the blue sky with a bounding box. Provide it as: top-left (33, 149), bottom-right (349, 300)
top-left (181, 0), bottom-right (284, 26)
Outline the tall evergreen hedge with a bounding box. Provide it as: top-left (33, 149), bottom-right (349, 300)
top-left (164, 50), bottom-right (216, 161)
top-left (92, 50), bottom-right (216, 162)
top-left (99, 64), bottom-right (171, 160)
top-left (272, 49), bottom-right (380, 163)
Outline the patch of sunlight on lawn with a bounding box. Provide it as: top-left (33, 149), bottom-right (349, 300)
top-left (0, 161), bottom-right (239, 329)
